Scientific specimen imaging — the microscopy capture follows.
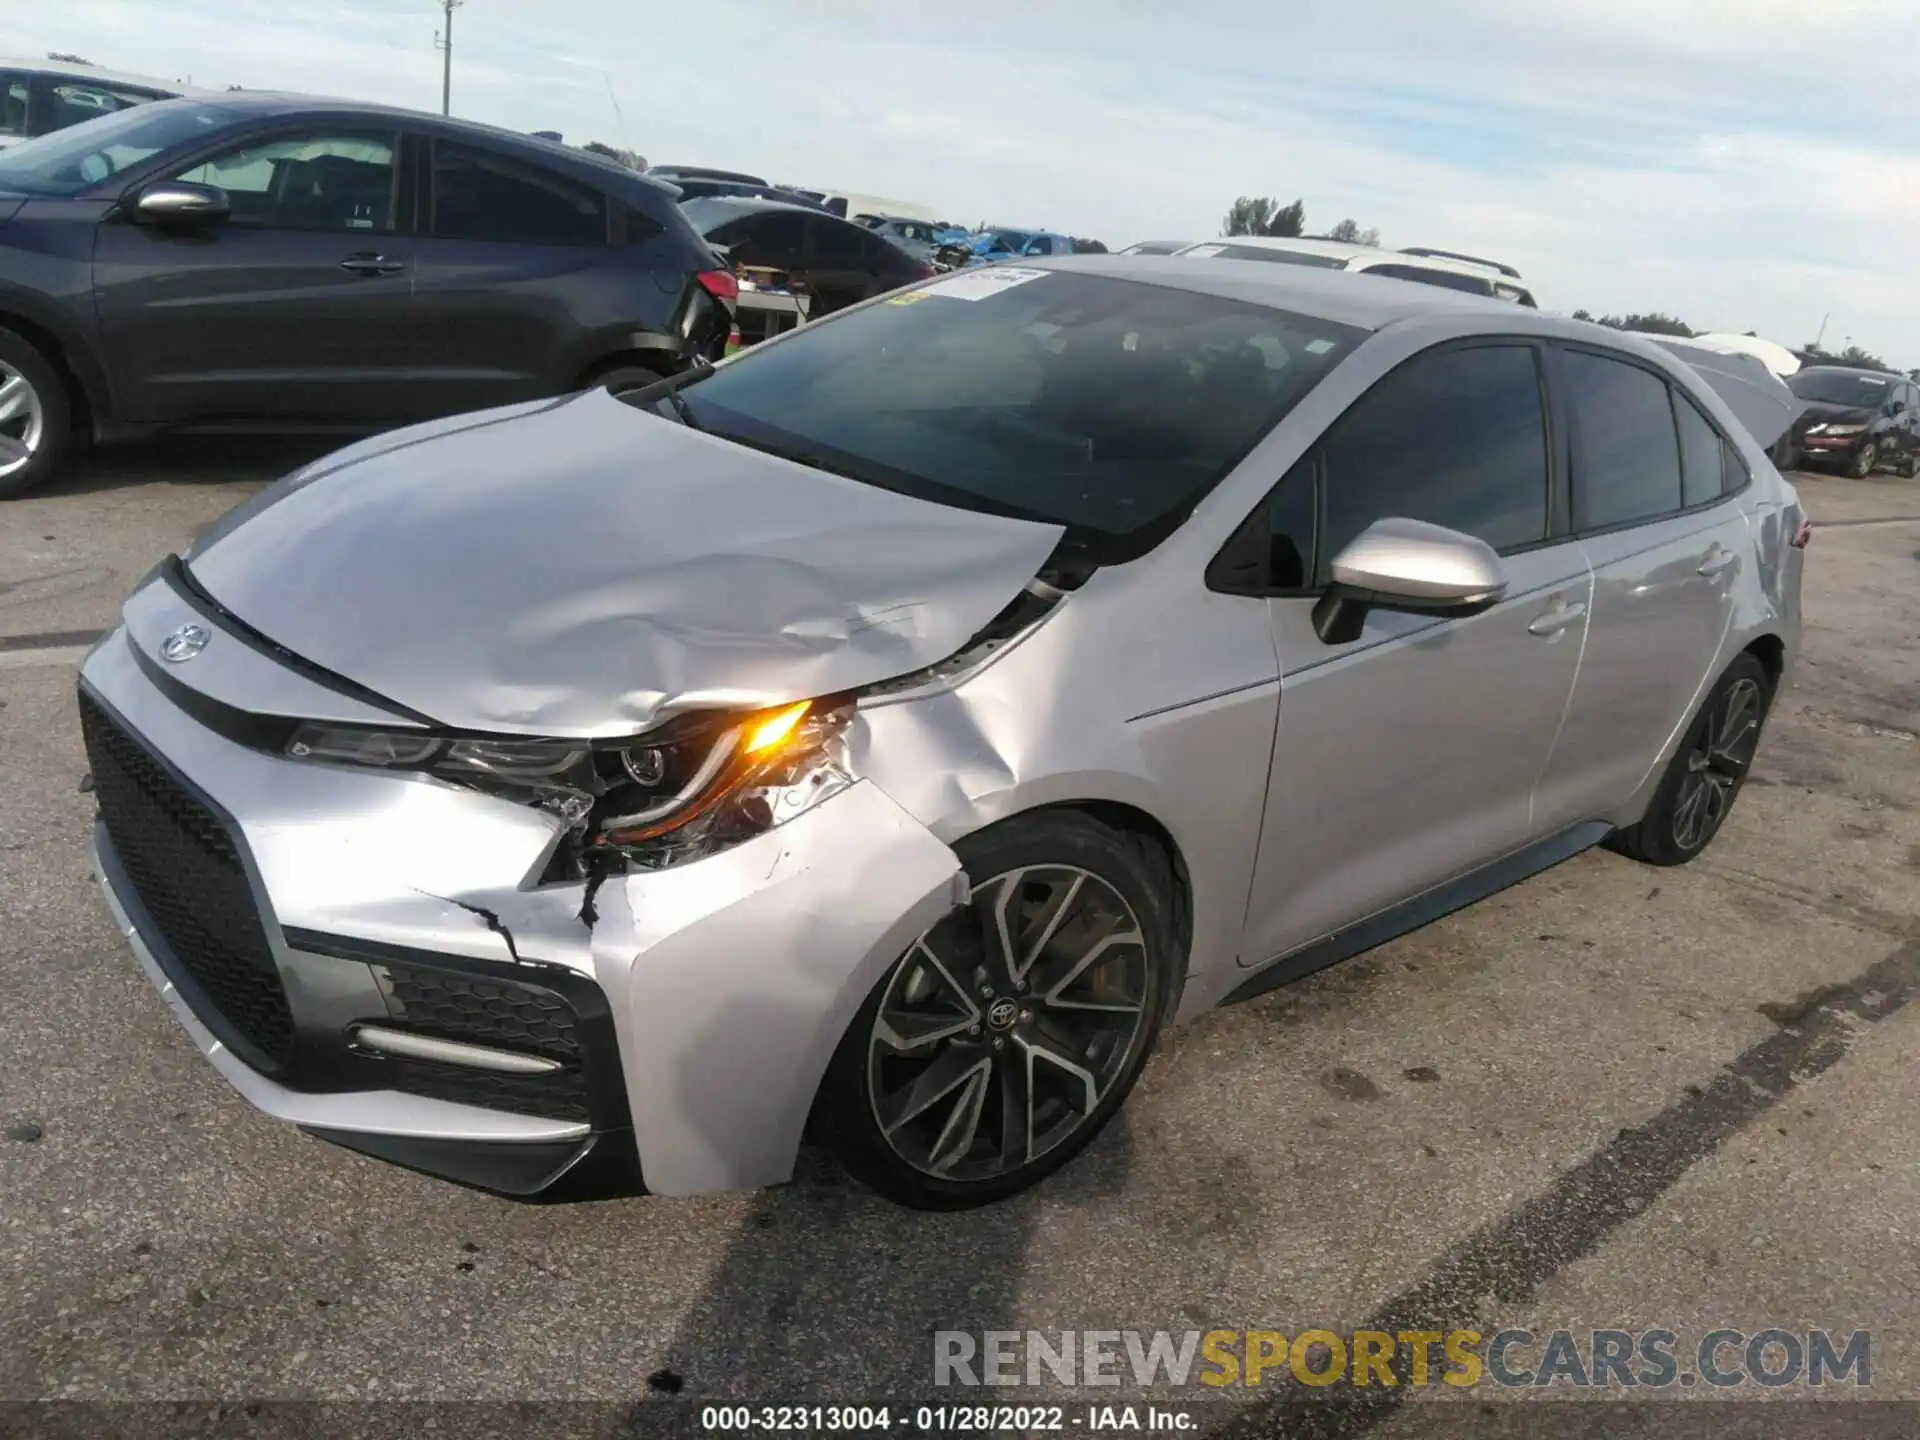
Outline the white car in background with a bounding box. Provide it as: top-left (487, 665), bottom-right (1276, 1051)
top-left (1172, 237), bottom-right (1541, 308)
top-left (0, 57), bottom-right (197, 148)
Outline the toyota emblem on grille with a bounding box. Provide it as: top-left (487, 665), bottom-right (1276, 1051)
top-left (159, 623), bottom-right (211, 663)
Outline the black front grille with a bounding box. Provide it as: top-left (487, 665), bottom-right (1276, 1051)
top-left (80, 690), bottom-right (295, 1071)
top-left (372, 962), bottom-right (591, 1122)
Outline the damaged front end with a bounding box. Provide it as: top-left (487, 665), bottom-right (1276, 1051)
top-left (274, 559), bottom-right (1086, 893)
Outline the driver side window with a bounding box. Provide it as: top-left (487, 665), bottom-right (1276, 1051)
top-left (172, 131), bottom-right (397, 232)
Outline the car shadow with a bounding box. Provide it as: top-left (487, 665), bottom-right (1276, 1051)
top-left (55, 433), bottom-right (350, 497)
top-left (633, 1091), bottom-right (1138, 1412)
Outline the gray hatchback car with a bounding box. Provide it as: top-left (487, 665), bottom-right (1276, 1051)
top-left (79, 257), bottom-right (1807, 1208)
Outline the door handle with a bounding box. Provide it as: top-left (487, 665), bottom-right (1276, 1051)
top-left (1697, 548), bottom-right (1737, 577)
top-left (1527, 599), bottom-right (1587, 637)
top-left (339, 252), bottom-right (405, 276)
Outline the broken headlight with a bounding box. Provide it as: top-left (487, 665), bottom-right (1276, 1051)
top-left (284, 698), bottom-right (856, 873)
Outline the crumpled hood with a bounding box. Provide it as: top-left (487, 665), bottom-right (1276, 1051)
top-left (185, 389), bottom-right (1065, 737)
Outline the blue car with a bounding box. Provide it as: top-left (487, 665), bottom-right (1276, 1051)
top-left (961, 227), bottom-right (1076, 263)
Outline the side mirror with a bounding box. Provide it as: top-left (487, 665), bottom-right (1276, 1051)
top-left (134, 182), bottom-right (230, 226)
top-left (1311, 517), bottom-right (1508, 645)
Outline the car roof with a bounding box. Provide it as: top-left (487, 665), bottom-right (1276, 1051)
top-left (1795, 364), bottom-right (1901, 380)
top-left (0, 56), bottom-right (209, 95)
top-left (1017, 253), bottom-right (1581, 331)
top-left (117, 92), bottom-right (681, 194)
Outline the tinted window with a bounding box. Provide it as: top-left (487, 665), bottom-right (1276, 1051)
top-left (1, 74), bottom-right (27, 137)
top-left (1565, 350), bottom-right (1683, 529)
top-left (432, 141), bottom-right (605, 244)
top-left (176, 132), bottom-right (396, 231)
top-left (1268, 458), bottom-right (1316, 590)
top-left (715, 211), bottom-right (805, 267)
top-left (1318, 345), bottom-right (1548, 570)
top-left (810, 216), bottom-right (862, 262)
top-left (43, 80), bottom-right (164, 135)
top-left (1786, 369), bottom-right (1892, 408)
top-left (0, 100), bottom-right (236, 194)
top-left (661, 271), bottom-right (1363, 558)
top-left (1674, 393), bottom-right (1724, 509)
top-left (1364, 263), bottom-right (1492, 295)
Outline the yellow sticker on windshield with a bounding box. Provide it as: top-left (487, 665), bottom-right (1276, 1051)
top-left (886, 290), bottom-right (934, 306)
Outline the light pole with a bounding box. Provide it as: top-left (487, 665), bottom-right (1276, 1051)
top-left (434, 0), bottom-right (463, 116)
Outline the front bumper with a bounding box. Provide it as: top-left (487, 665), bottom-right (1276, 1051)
top-left (1794, 432), bottom-right (1869, 463)
top-left (80, 617), bottom-right (962, 1198)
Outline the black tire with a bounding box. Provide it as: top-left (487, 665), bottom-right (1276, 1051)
top-left (1850, 442), bottom-right (1878, 478)
top-left (1606, 653), bottom-right (1773, 867)
top-left (815, 810), bottom-right (1182, 1209)
top-left (579, 355), bottom-right (674, 397)
top-left (0, 327), bottom-right (74, 500)
top-left (1901, 450), bottom-right (1919, 479)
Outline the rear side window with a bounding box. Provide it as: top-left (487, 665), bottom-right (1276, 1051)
top-left (1318, 344), bottom-right (1549, 570)
top-left (1364, 263), bottom-right (1493, 296)
top-left (1721, 441), bottom-right (1750, 496)
top-left (810, 217), bottom-right (862, 263)
top-left (42, 80), bottom-right (163, 135)
top-left (1564, 350), bottom-right (1683, 530)
top-left (1, 74), bottom-right (28, 137)
top-left (431, 141), bottom-right (607, 245)
top-left (1673, 392), bottom-right (1725, 509)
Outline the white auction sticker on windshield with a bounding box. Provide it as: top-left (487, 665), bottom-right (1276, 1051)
top-left (924, 267), bottom-right (1052, 301)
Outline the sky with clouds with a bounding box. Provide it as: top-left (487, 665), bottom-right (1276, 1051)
top-left (16, 0), bottom-right (1920, 366)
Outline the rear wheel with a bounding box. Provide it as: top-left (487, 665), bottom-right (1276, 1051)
top-left (0, 329), bottom-right (73, 500)
top-left (1607, 654), bottom-right (1772, 867)
top-left (1850, 442), bottom-right (1878, 478)
top-left (816, 811), bottom-right (1180, 1209)
top-left (579, 354), bottom-right (675, 398)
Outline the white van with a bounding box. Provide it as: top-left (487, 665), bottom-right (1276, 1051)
top-left (1171, 236), bottom-right (1541, 308)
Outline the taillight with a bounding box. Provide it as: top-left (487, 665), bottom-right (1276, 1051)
top-left (696, 269), bottom-right (739, 304)
top-left (1791, 517), bottom-right (1813, 549)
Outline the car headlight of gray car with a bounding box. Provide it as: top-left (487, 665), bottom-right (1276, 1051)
top-left (284, 697), bottom-right (856, 870)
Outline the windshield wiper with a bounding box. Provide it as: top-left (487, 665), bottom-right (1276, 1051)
top-left (660, 387), bottom-right (703, 431)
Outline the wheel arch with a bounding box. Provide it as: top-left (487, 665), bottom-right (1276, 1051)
top-left (0, 301), bottom-right (105, 441)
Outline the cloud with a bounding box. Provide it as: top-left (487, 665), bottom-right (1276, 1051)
top-left (14, 0), bottom-right (1918, 362)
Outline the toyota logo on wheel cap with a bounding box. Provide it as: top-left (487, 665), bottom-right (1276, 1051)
top-left (159, 623), bottom-right (211, 663)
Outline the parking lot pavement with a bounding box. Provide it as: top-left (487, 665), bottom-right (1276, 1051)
top-left (1, 451), bottom-right (1916, 1419)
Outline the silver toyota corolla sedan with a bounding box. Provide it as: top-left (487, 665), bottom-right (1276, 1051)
top-left (79, 257), bottom-right (1808, 1208)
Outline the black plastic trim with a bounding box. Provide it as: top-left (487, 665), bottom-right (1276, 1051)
top-left (282, 927), bottom-right (636, 1138)
top-left (1223, 820), bottom-right (1613, 1007)
top-left (303, 1126), bottom-right (644, 1201)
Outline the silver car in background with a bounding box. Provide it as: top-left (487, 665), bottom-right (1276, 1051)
top-left (79, 257), bottom-right (1806, 1208)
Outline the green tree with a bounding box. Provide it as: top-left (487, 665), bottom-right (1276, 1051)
top-left (1070, 237), bottom-right (1108, 254)
top-left (1266, 198), bottom-right (1305, 237)
top-left (1223, 197), bottom-right (1278, 236)
top-left (1571, 309), bottom-right (1595, 321)
top-left (1834, 344), bottom-right (1891, 371)
top-left (1325, 218), bottom-right (1380, 246)
top-left (1595, 312), bottom-right (1693, 337)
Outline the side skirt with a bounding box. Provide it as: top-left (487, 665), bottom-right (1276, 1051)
top-left (1221, 821), bottom-right (1614, 1008)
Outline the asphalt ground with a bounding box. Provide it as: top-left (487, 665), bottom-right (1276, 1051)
top-left (1, 439), bottom-right (1916, 1438)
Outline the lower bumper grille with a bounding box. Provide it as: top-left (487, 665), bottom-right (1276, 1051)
top-left (80, 690), bottom-right (295, 1072)
top-left (370, 961), bottom-right (592, 1123)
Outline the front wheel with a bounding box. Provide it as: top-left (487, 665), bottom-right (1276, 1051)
top-left (0, 329), bottom-right (73, 500)
top-left (815, 811), bottom-right (1181, 1209)
top-left (1606, 654), bottom-right (1773, 867)
top-left (1850, 443), bottom-right (1878, 478)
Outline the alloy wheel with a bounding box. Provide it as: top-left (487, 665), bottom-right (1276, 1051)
top-left (0, 360), bottom-right (45, 481)
top-left (1671, 677), bottom-right (1763, 852)
top-left (866, 865), bottom-right (1151, 1182)
top-left (1851, 444), bottom-right (1877, 478)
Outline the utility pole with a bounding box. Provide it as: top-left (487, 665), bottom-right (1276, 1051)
top-left (434, 0), bottom-right (463, 116)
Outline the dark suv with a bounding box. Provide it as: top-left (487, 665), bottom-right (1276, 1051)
top-left (0, 93), bottom-right (735, 496)
top-left (1783, 366), bottom-right (1920, 478)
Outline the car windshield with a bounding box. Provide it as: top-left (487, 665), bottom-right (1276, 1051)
top-left (649, 270), bottom-right (1365, 559)
top-left (0, 100), bottom-right (238, 195)
top-left (1788, 370), bottom-right (1893, 408)
top-left (975, 230), bottom-right (1032, 253)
